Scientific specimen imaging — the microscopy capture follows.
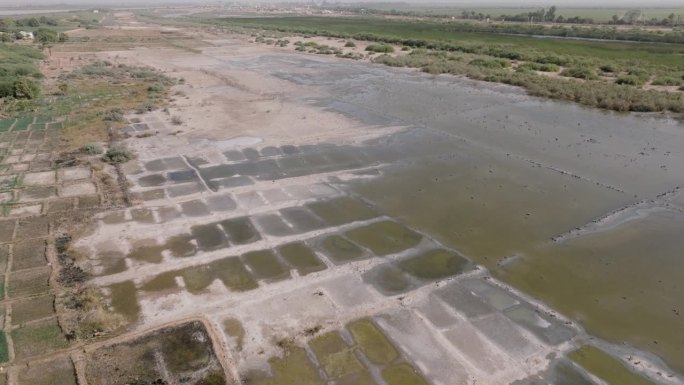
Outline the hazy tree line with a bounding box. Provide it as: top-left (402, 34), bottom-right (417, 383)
top-left (337, 6), bottom-right (682, 27)
top-left (0, 16), bottom-right (67, 43)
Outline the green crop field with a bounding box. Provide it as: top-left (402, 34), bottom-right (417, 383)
top-left (214, 17), bottom-right (684, 68)
top-left (355, 5), bottom-right (684, 23)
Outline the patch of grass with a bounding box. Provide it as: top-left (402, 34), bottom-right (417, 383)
top-left (11, 294), bottom-right (55, 326)
top-left (469, 58), bottom-right (510, 68)
top-left (651, 76), bottom-right (682, 86)
top-left (600, 63), bottom-right (617, 73)
top-left (347, 319), bottom-right (399, 365)
top-left (561, 66), bottom-right (597, 80)
top-left (0, 332), bottom-right (8, 363)
top-left (12, 318), bottom-right (69, 359)
top-left (616, 75), bottom-right (645, 87)
top-left (17, 356), bottom-right (78, 385)
top-left (161, 326), bottom-right (211, 373)
top-left (518, 62), bottom-right (559, 72)
top-left (366, 44), bottom-right (394, 53)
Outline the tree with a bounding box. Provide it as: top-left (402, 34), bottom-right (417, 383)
top-left (13, 78), bottom-right (40, 99)
top-left (34, 28), bottom-right (58, 44)
top-left (547, 6), bottom-right (557, 22)
top-left (667, 13), bottom-right (675, 26)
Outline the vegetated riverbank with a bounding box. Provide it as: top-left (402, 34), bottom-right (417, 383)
top-left (209, 16), bottom-right (684, 114)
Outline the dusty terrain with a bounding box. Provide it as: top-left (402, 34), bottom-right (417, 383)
top-left (0, 10), bottom-right (682, 385)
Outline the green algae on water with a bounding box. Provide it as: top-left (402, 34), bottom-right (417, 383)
top-left (319, 235), bottom-right (366, 263)
top-left (165, 234), bottom-right (197, 258)
top-left (242, 250), bottom-right (290, 282)
top-left (277, 242), bottom-right (326, 276)
top-left (268, 346), bottom-right (323, 385)
top-left (309, 332), bottom-right (363, 379)
top-left (364, 265), bottom-right (414, 295)
top-left (347, 319), bottom-right (399, 365)
top-left (398, 248), bottom-right (470, 280)
top-left (381, 363), bottom-right (429, 385)
top-left (223, 318), bottom-right (245, 352)
top-left (141, 270), bottom-right (179, 292)
top-left (108, 281), bottom-right (140, 322)
top-left (569, 345), bottom-right (656, 385)
top-left (211, 257), bottom-right (258, 292)
top-left (307, 196), bottom-right (378, 226)
top-left (345, 221), bottom-right (422, 256)
top-left (181, 265), bottom-right (215, 294)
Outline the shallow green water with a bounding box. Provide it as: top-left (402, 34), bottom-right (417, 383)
top-left (277, 242), bottom-right (327, 276)
top-left (345, 221), bottom-right (422, 257)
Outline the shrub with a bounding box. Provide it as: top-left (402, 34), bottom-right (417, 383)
top-left (344, 41), bottom-right (356, 47)
top-left (651, 76), bottom-right (681, 86)
top-left (102, 146), bottom-right (133, 164)
top-left (627, 68), bottom-right (649, 79)
top-left (519, 62), bottom-right (559, 72)
top-left (147, 82), bottom-right (165, 93)
top-left (560, 67), bottom-right (596, 80)
top-left (103, 108), bottom-right (124, 122)
top-left (81, 143), bottom-right (103, 155)
top-left (366, 44), bottom-right (394, 53)
top-left (615, 75), bottom-right (644, 87)
top-left (536, 55), bottom-right (569, 66)
top-left (13, 78), bottom-right (40, 99)
top-left (600, 64), bottom-right (617, 73)
top-left (171, 116), bottom-right (183, 125)
top-left (469, 58), bottom-right (510, 69)
top-left (137, 103), bottom-right (157, 114)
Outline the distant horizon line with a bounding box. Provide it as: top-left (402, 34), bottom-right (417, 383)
top-left (0, 1), bottom-right (683, 9)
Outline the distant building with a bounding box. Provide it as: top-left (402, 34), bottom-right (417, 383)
top-left (17, 31), bottom-right (34, 40)
top-left (93, 10), bottom-right (100, 14)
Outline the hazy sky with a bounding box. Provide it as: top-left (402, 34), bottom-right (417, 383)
top-left (0, 0), bottom-right (682, 7)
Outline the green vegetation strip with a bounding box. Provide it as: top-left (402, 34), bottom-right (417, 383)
top-left (569, 345), bottom-right (656, 385)
top-left (213, 16), bottom-right (684, 113)
top-left (0, 332), bottom-right (8, 363)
